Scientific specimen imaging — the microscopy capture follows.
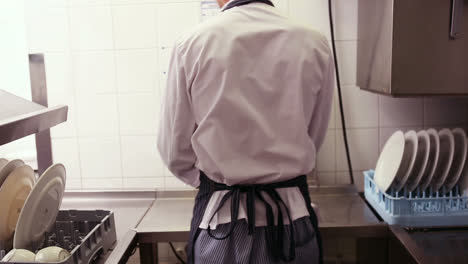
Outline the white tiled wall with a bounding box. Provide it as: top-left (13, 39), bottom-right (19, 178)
top-left (24, 0), bottom-right (468, 193)
top-left (114, 49), bottom-right (158, 93)
top-left (70, 7), bottom-right (114, 50)
top-left (24, 0), bottom-right (203, 191)
top-left (112, 6), bottom-right (158, 49)
top-left (120, 136), bottom-right (164, 178)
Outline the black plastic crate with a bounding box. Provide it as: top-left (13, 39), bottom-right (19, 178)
top-left (1, 210), bottom-right (117, 264)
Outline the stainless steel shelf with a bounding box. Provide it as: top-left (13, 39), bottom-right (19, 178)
top-left (0, 89), bottom-right (68, 146)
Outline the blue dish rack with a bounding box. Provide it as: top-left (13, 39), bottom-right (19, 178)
top-left (364, 170), bottom-right (468, 227)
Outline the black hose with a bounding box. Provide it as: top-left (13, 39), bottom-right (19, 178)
top-left (169, 242), bottom-right (187, 264)
top-left (328, 0), bottom-right (355, 185)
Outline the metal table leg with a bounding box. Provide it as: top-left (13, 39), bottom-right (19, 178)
top-left (139, 243), bottom-right (158, 264)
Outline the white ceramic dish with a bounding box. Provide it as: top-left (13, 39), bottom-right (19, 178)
top-left (14, 164), bottom-right (66, 251)
top-left (1, 249), bottom-right (36, 262)
top-left (443, 128), bottom-right (468, 191)
top-left (418, 129), bottom-right (440, 191)
top-left (393, 131), bottom-right (418, 192)
top-left (0, 165), bottom-right (35, 242)
top-left (430, 129), bottom-right (455, 191)
top-left (0, 159), bottom-right (24, 188)
top-left (35, 246), bottom-right (71, 263)
top-left (458, 159), bottom-right (468, 196)
top-left (0, 158), bottom-right (8, 171)
top-left (406, 130), bottom-right (430, 192)
top-left (374, 131), bottom-right (406, 192)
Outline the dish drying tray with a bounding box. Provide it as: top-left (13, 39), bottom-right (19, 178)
top-left (0, 210), bottom-right (117, 264)
top-left (364, 170), bottom-right (468, 227)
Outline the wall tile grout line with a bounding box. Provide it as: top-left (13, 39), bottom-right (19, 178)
top-left (65, 0), bottom-right (84, 190)
top-left (154, 4), bottom-right (167, 189)
top-left (109, 1), bottom-right (125, 189)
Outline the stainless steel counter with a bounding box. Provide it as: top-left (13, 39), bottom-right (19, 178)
top-left (60, 187), bottom-right (468, 264)
top-left (59, 186), bottom-right (392, 263)
top-left (137, 188), bottom-right (387, 239)
top-left (61, 191), bottom-right (156, 241)
top-left (390, 225), bottom-right (468, 264)
top-left (136, 186), bottom-right (388, 263)
top-left (137, 198), bottom-right (193, 236)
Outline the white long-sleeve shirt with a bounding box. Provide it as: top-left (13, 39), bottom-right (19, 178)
top-left (158, 2), bottom-right (334, 228)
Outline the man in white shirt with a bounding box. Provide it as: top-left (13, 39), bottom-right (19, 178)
top-left (158, 0), bottom-right (334, 263)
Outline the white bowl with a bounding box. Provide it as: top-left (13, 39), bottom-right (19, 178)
top-left (1, 249), bottom-right (35, 262)
top-left (35, 246), bottom-right (71, 263)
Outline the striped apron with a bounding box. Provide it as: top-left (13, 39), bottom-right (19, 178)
top-left (186, 173), bottom-right (323, 264)
top-left (186, 1), bottom-right (323, 263)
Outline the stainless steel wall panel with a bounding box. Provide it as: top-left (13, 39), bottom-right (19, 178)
top-left (357, 0), bottom-right (468, 96)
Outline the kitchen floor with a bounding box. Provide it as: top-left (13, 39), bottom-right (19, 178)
top-left (126, 249), bottom-right (140, 264)
top-left (127, 248), bottom-right (184, 264)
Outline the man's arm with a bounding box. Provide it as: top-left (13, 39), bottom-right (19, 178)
top-left (308, 55), bottom-right (335, 150)
top-left (157, 46), bottom-right (200, 187)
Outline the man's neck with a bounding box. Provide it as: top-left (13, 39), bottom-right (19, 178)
top-left (218, 0), bottom-right (232, 8)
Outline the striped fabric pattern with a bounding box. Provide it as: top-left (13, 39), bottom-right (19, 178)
top-left (194, 217), bottom-right (319, 263)
top-left (186, 172), bottom-right (321, 264)
top-left (186, 185), bottom-right (213, 263)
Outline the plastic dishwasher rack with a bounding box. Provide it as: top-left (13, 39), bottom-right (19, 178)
top-left (0, 210), bottom-right (116, 264)
top-left (364, 170), bottom-right (468, 227)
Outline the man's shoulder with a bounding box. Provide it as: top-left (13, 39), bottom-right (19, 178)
top-left (281, 15), bottom-right (331, 56)
top-left (174, 15), bottom-right (226, 50)
top-left (174, 9), bottom-right (329, 53)
top-left (285, 17), bottom-right (329, 46)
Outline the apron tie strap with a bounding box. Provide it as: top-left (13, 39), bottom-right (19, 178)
top-left (206, 177), bottom-right (305, 262)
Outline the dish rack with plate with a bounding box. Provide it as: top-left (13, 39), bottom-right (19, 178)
top-left (0, 54), bottom-right (117, 263)
top-left (364, 170), bottom-right (468, 227)
top-left (0, 210), bottom-right (117, 264)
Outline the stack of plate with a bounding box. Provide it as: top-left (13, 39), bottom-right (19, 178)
top-left (374, 128), bottom-right (468, 195)
top-left (0, 160), bottom-right (66, 253)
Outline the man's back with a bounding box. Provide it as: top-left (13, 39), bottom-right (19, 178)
top-left (158, 3), bottom-right (334, 187)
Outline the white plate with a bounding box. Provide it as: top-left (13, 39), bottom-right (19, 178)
top-left (406, 131), bottom-right (430, 192)
top-left (458, 158), bottom-right (468, 196)
top-left (430, 129), bottom-right (455, 191)
top-left (418, 129), bottom-right (440, 191)
top-left (0, 159), bottom-right (8, 171)
top-left (443, 128), bottom-right (468, 191)
top-left (14, 164), bottom-right (66, 251)
top-left (0, 159), bottom-right (24, 188)
top-left (374, 131), bottom-right (406, 192)
top-left (393, 131), bottom-right (418, 192)
top-left (0, 165), bottom-right (35, 242)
